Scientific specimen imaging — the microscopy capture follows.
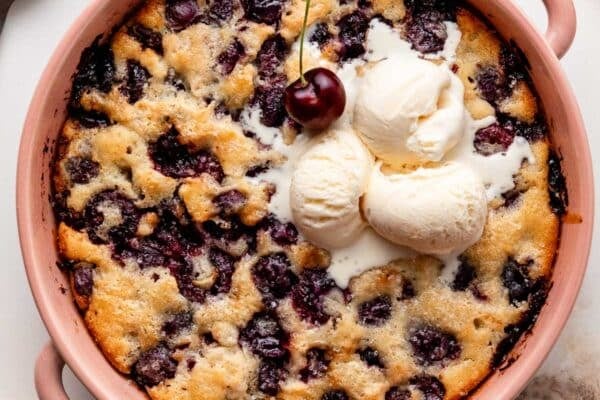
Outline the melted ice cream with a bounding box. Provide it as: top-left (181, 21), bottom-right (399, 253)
top-left (241, 20), bottom-right (535, 287)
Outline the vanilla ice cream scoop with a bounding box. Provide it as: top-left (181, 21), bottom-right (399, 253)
top-left (354, 57), bottom-right (466, 167)
top-left (290, 129), bottom-right (373, 248)
top-left (363, 162), bottom-right (487, 255)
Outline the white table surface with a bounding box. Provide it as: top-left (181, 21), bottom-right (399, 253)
top-left (0, 1), bottom-right (598, 399)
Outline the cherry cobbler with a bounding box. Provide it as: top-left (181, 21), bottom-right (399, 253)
top-left (52, 0), bottom-right (567, 399)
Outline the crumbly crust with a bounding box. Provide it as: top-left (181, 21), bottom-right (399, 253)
top-left (52, 1), bottom-right (562, 399)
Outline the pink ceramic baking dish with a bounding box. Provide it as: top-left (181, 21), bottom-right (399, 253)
top-left (16, 0), bottom-right (593, 399)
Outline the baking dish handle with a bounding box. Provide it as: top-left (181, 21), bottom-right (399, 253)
top-left (542, 0), bottom-right (577, 59)
top-left (35, 342), bottom-right (69, 400)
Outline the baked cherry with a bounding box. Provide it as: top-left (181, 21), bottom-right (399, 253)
top-left (285, 68), bottom-right (346, 130)
top-left (284, 0), bottom-right (346, 130)
top-left (165, 0), bottom-right (200, 32)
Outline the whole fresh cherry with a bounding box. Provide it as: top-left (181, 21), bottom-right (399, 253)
top-left (285, 68), bottom-right (347, 130)
top-left (284, 0), bottom-right (346, 131)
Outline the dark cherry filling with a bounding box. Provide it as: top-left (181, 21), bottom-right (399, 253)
top-left (405, 0), bottom-right (456, 20)
top-left (240, 312), bottom-right (289, 394)
top-left (322, 390), bottom-right (349, 400)
top-left (186, 358), bottom-right (197, 371)
top-left (253, 35), bottom-right (289, 126)
top-left (497, 114), bottom-right (546, 142)
top-left (385, 387), bottom-right (411, 400)
top-left (500, 43), bottom-right (529, 82)
top-left (202, 217), bottom-right (247, 242)
top-left (52, 190), bottom-right (85, 231)
top-left (410, 375), bottom-right (446, 400)
top-left (291, 269), bottom-right (337, 325)
top-left (474, 44), bottom-right (535, 123)
top-left (270, 223), bottom-right (299, 245)
top-left (252, 253), bottom-right (297, 307)
top-left (241, 0), bottom-right (284, 25)
top-left (475, 114), bottom-right (547, 156)
top-left (474, 123), bottom-right (514, 156)
top-left (336, 11), bottom-right (370, 60)
top-left (357, 0), bottom-right (373, 9)
top-left (254, 74), bottom-right (289, 127)
top-left (213, 190), bottom-right (247, 216)
top-left (83, 190), bottom-right (141, 245)
top-left (133, 345), bottom-right (178, 387)
top-left (451, 260), bottom-right (488, 300)
top-left (162, 312), bottom-right (193, 337)
top-left (260, 215), bottom-right (299, 246)
top-left (65, 157), bottom-right (100, 185)
top-left (299, 348), bottom-right (329, 382)
top-left (71, 39), bottom-right (115, 104)
top-left (73, 263), bottom-right (95, 297)
top-left (114, 199), bottom-right (207, 302)
top-left (201, 216), bottom-right (258, 254)
top-left (548, 151), bottom-right (568, 215)
top-left (502, 188), bottom-right (523, 208)
top-left (246, 163), bottom-right (270, 177)
top-left (149, 127), bottom-right (225, 181)
top-left (172, 260), bottom-right (208, 303)
top-left (406, 11), bottom-right (448, 53)
top-left (493, 280), bottom-right (548, 366)
top-left (400, 279), bottom-right (416, 300)
top-left (451, 260), bottom-right (477, 292)
top-left (476, 66), bottom-right (511, 105)
top-left (165, 0), bottom-right (201, 32)
top-left (358, 346), bottom-right (384, 368)
top-left (117, 213), bottom-right (195, 268)
top-left (502, 259), bottom-right (533, 305)
top-left (127, 24), bottom-right (164, 55)
top-left (310, 23), bottom-right (332, 47)
top-left (208, 247), bottom-right (237, 294)
top-left (257, 35), bottom-right (287, 77)
top-left (58, 260), bottom-right (77, 271)
top-left (258, 360), bottom-right (287, 395)
top-left (121, 60), bottom-right (151, 104)
top-left (203, 332), bottom-right (216, 344)
top-left (404, 0), bottom-right (456, 54)
top-left (217, 40), bottom-right (245, 75)
top-left (240, 312), bottom-right (289, 359)
top-left (70, 108), bottom-right (112, 129)
top-left (409, 325), bottom-right (461, 366)
top-left (358, 295), bottom-right (392, 326)
top-left (207, 0), bottom-right (235, 22)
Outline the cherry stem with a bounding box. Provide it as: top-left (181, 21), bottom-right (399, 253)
top-left (299, 0), bottom-right (312, 86)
